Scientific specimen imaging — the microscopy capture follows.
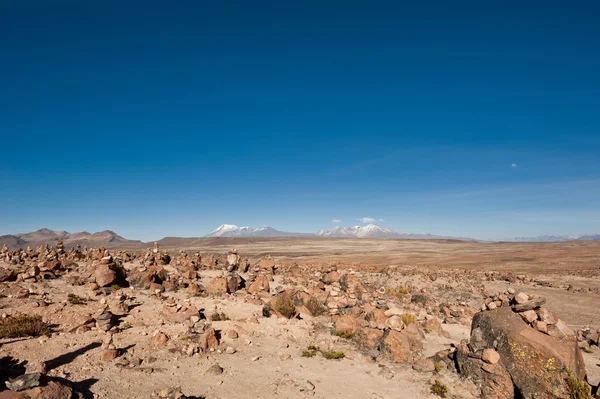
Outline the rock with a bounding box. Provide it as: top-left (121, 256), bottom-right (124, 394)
top-left (412, 359), bottom-right (435, 372)
top-left (513, 296), bottom-right (547, 312)
top-left (225, 272), bottom-right (244, 293)
top-left (334, 314), bottom-right (360, 334)
top-left (519, 309), bottom-right (538, 323)
top-left (383, 328), bottom-right (423, 363)
top-left (152, 332), bottom-right (170, 346)
top-left (534, 320), bottom-right (548, 333)
top-left (151, 386), bottom-right (186, 399)
top-left (537, 308), bottom-right (558, 325)
top-left (469, 307), bottom-right (586, 398)
top-left (101, 349), bottom-right (120, 361)
top-left (6, 373), bottom-right (41, 391)
top-left (322, 271), bottom-right (341, 285)
top-left (205, 364), bottom-right (223, 375)
top-left (201, 328), bottom-right (219, 350)
top-left (24, 380), bottom-right (73, 399)
top-left (95, 264), bottom-right (117, 287)
top-left (482, 349), bottom-right (500, 364)
top-left (247, 274), bottom-right (270, 294)
top-left (547, 319), bottom-right (576, 339)
top-left (514, 292), bottom-right (529, 304)
top-left (0, 267), bottom-right (16, 282)
top-left (385, 315), bottom-right (404, 331)
top-left (455, 344), bottom-right (514, 399)
top-left (205, 277), bottom-right (228, 296)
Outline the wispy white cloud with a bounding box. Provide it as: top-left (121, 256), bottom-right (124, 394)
top-left (357, 217), bottom-right (376, 223)
top-left (511, 163), bottom-right (517, 168)
top-left (378, 218), bottom-right (384, 222)
top-left (332, 219), bottom-right (341, 224)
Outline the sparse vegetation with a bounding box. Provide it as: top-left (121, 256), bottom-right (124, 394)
top-left (565, 369), bottom-right (591, 399)
top-left (121, 321), bottom-right (132, 330)
top-left (322, 350), bottom-right (345, 360)
top-left (411, 294), bottom-right (427, 305)
top-left (67, 293), bottom-right (87, 305)
top-left (274, 296), bottom-right (296, 319)
top-left (431, 380), bottom-right (448, 397)
top-left (301, 349), bottom-right (317, 357)
top-left (387, 285), bottom-right (409, 298)
top-left (434, 361), bottom-right (442, 373)
top-left (0, 314), bottom-right (52, 338)
top-left (111, 284), bottom-right (121, 291)
top-left (334, 330), bottom-right (355, 339)
top-left (582, 347), bottom-right (594, 354)
top-left (306, 297), bottom-right (327, 316)
top-left (301, 345), bottom-right (344, 360)
top-left (401, 313), bottom-right (416, 326)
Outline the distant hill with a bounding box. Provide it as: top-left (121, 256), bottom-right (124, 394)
top-left (0, 228), bottom-right (144, 248)
top-left (504, 234), bottom-right (600, 242)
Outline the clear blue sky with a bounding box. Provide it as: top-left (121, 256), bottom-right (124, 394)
top-left (1, 1), bottom-right (599, 241)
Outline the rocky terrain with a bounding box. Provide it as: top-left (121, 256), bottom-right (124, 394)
top-left (0, 239), bottom-right (598, 398)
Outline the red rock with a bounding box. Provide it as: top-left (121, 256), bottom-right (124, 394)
top-left (201, 328), bottom-right (219, 349)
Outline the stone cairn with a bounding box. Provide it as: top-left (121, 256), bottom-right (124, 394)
top-left (481, 288), bottom-right (574, 338)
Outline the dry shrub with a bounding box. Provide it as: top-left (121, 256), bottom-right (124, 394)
top-left (387, 285), bottom-right (409, 298)
top-left (401, 313), bottom-right (416, 326)
top-left (0, 314), bottom-right (52, 338)
top-left (306, 297), bottom-right (327, 317)
top-left (275, 296), bottom-right (296, 319)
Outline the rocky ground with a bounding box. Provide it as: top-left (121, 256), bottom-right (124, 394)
top-left (0, 241), bottom-right (598, 398)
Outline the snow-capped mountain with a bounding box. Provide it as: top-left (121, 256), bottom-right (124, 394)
top-left (206, 225), bottom-right (311, 237)
top-left (316, 224), bottom-right (477, 240)
top-left (317, 224), bottom-right (405, 238)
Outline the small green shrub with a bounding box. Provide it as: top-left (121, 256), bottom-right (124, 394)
top-left (434, 361), bottom-right (442, 373)
top-left (431, 380), bottom-right (448, 397)
top-left (121, 321), bottom-right (132, 330)
top-left (275, 296), bottom-right (296, 319)
top-left (334, 330), bottom-right (355, 339)
top-left (322, 351), bottom-right (345, 360)
top-left (67, 293), bottom-right (87, 305)
top-left (111, 284), bottom-right (121, 291)
top-left (411, 294), bottom-right (427, 305)
top-left (0, 315), bottom-right (52, 338)
top-left (565, 369), bottom-right (591, 399)
top-left (301, 350), bottom-right (317, 358)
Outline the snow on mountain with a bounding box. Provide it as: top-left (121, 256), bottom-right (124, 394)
top-left (317, 224), bottom-right (405, 238)
top-left (207, 225), bottom-right (310, 237)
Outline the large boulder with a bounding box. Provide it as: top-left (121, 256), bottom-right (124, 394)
top-left (382, 324), bottom-right (423, 363)
top-left (469, 307), bottom-right (586, 398)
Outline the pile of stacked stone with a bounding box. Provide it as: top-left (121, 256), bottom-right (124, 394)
top-left (481, 289), bottom-right (574, 338)
top-left (204, 250), bottom-right (245, 296)
top-left (457, 292), bottom-right (588, 399)
top-left (142, 242), bottom-right (171, 266)
top-left (1, 244), bottom-right (9, 262)
top-left (55, 240), bottom-right (65, 258)
top-left (90, 250), bottom-right (127, 293)
top-left (244, 254), bottom-right (275, 298)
